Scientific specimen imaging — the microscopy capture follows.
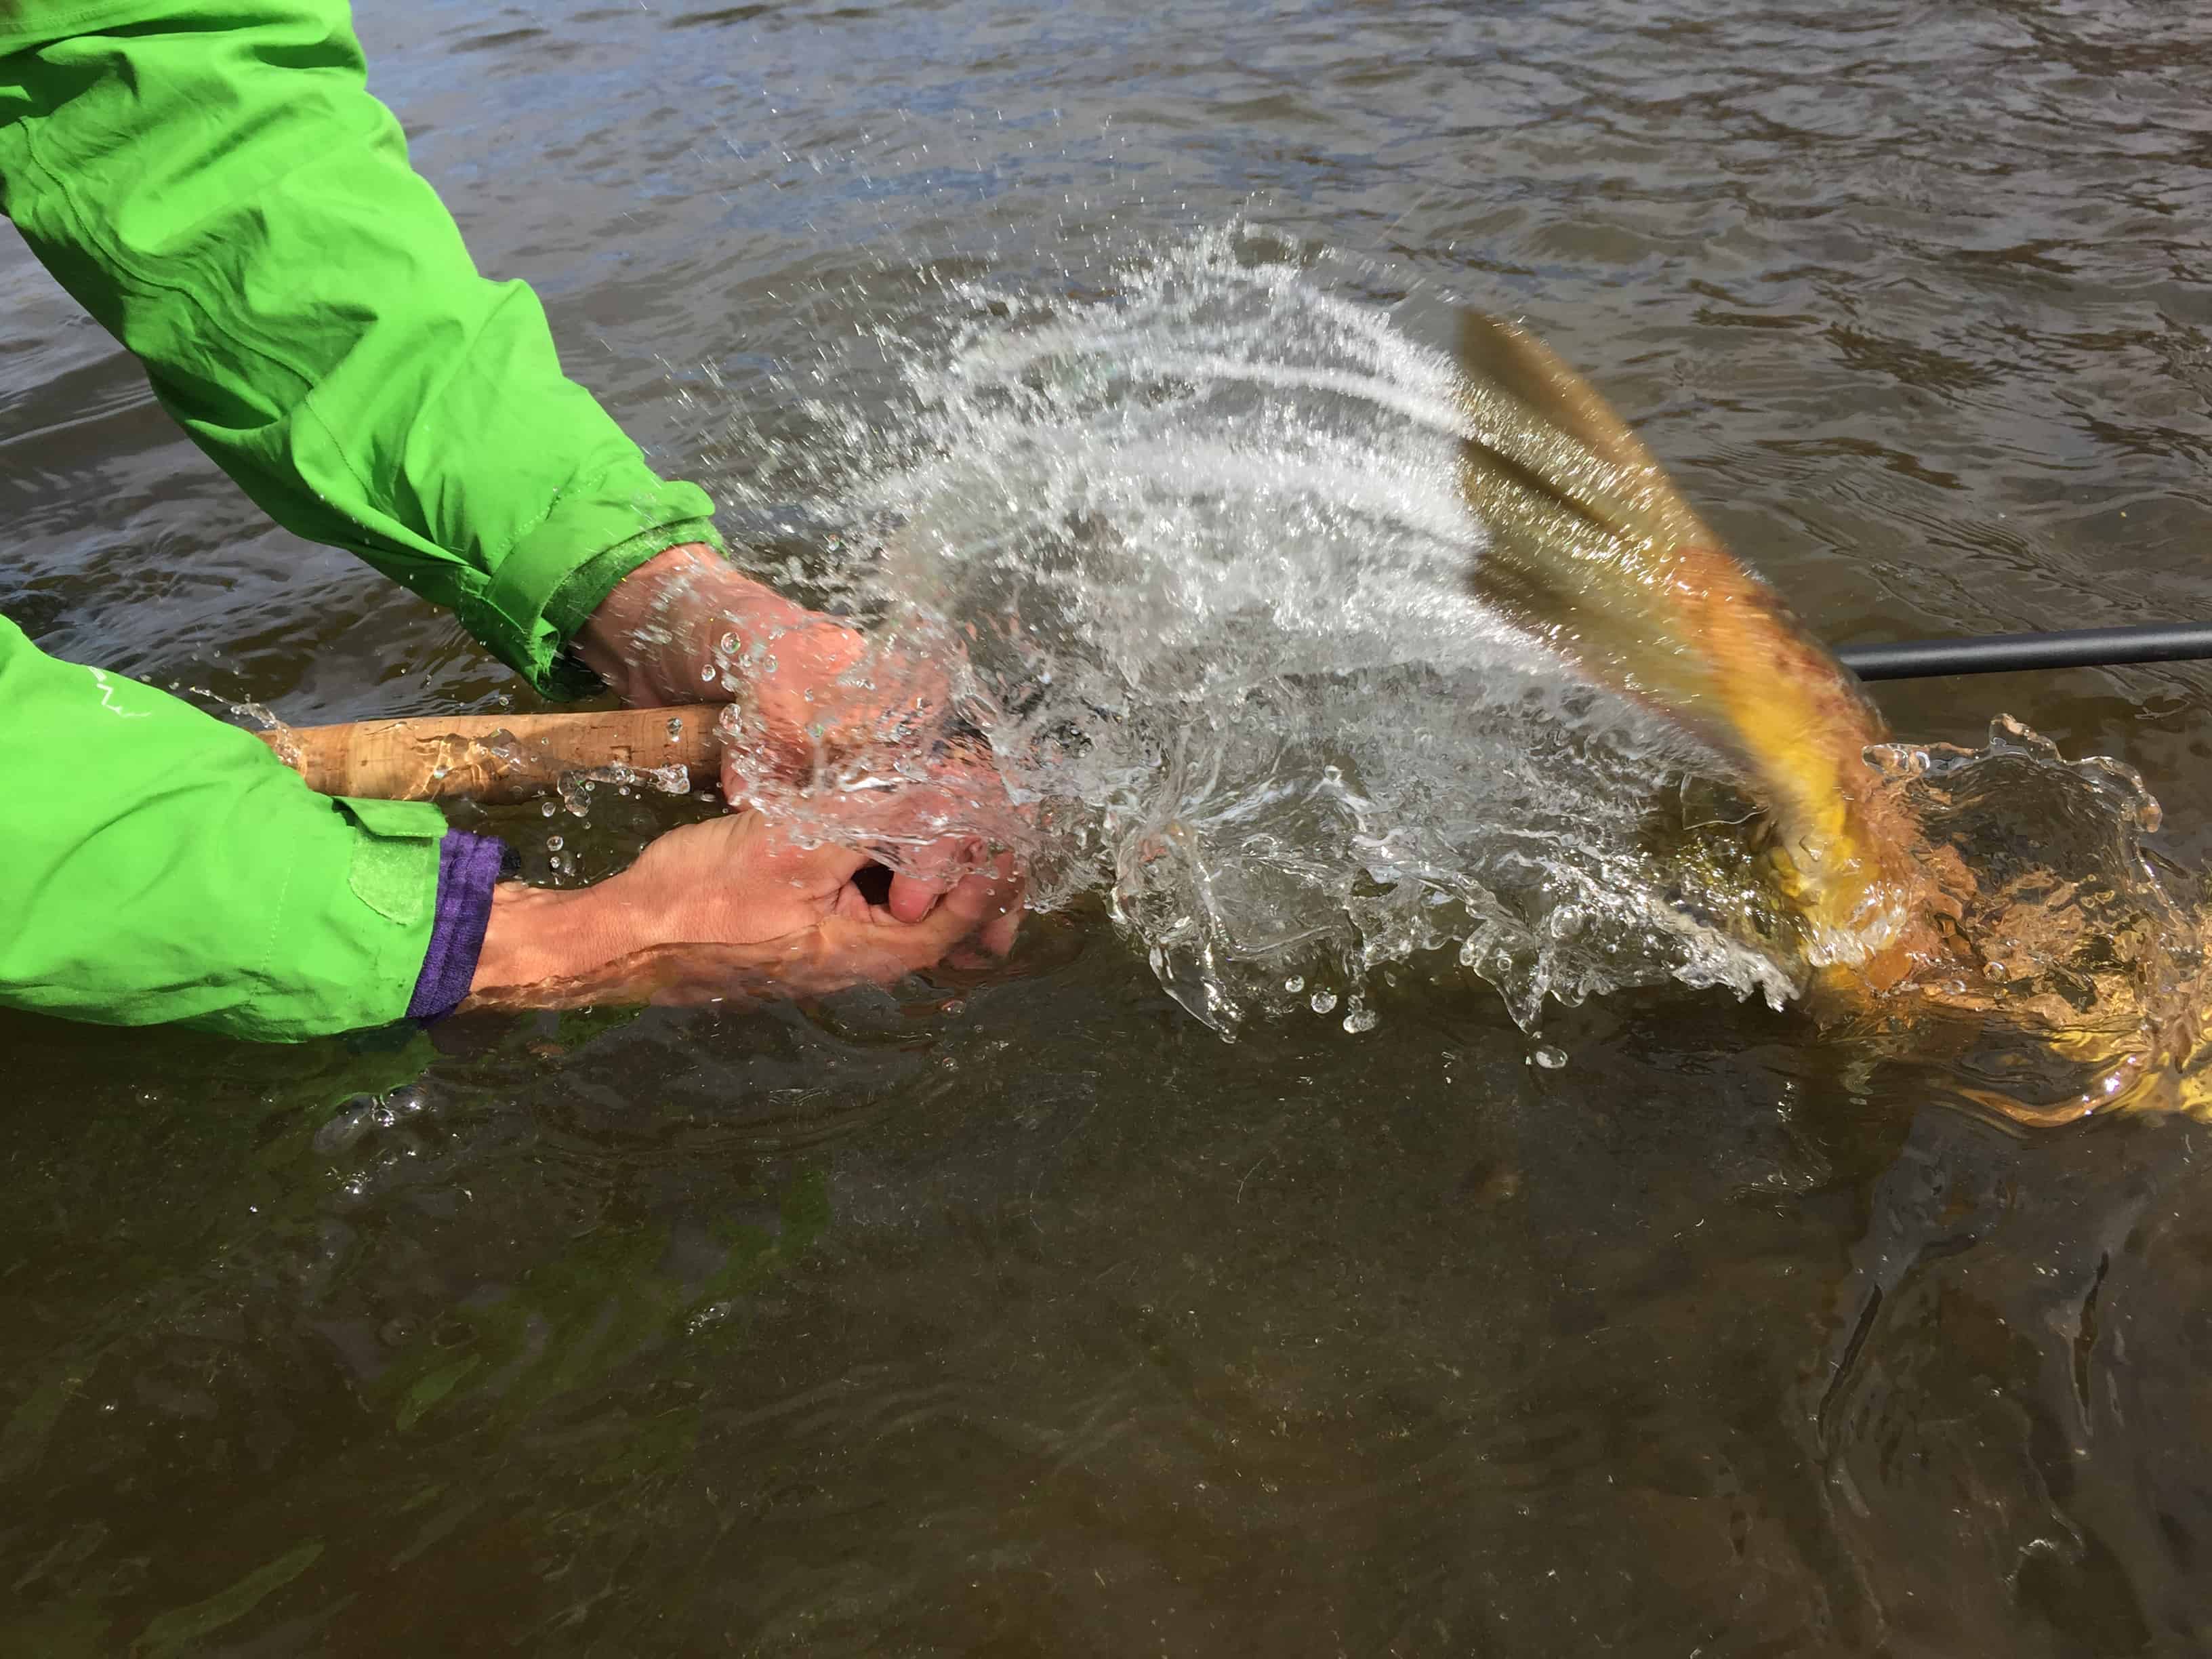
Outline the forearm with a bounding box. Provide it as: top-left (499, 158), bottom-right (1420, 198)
top-left (462, 868), bottom-right (751, 1012)
top-left (470, 884), bottom-right (636, 998)
top-left (0, 0), bottom-right (719, 694)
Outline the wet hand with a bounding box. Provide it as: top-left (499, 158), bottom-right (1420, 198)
top-left (462, 811), bottom-right (1022, 1012)
top-left (572, 541), bottom-right (1019, 925)
top-left (571, 541), bottom-right (932, 750)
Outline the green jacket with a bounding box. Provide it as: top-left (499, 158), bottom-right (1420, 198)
top-left (0, 0), bottom-right (722, 1039)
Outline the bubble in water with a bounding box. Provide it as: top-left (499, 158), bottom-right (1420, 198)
top-left (546, 835), bottom-right (565, 853)
top-left (1533, 1044), bottom-right (1568, 1070)
top-left (1310, 990), bottom-right (1338, 1015)
top-left (1342, 1001), bottom-right (1378, 1034)
top-left (1283, 975), bottom-right (1305, 994)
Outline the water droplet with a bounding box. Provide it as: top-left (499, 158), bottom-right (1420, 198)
top-left (1533, 1044), bottom-right (1568, 1070)
top-left (1309, 990), bottom-right (1338, 1015)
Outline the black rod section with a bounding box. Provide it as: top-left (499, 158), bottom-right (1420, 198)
top-left (1836, 621), bottom-right (2212, 682)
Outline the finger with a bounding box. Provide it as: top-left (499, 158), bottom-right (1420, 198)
top-left (886, 868), bottom-right (943, 924)
top-left (915, 859), bottom-right (1023, 954)
top-left (957, 855), bottom-right (1024, 958)
top-left (977, 886), bottom-right (1024, 956)
top-left (837, 862), bottom-right (1021, 975)
top-left (880, 834), bottom-right (988, 922)
top-left (737, 817), bottom-right (872, 894)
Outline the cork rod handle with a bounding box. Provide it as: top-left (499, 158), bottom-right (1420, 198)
top-left (255, 704), bottom-right (729, 804)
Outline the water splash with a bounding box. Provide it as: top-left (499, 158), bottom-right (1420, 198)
top-left (556, 763), bottom-right (693, 819)
top-left (1861, 717), bottom-right (2210, 1123)
top-left (701, 231), bottom-right (1824, 1033)
top-left (185, 686), bottom-right (302, 768)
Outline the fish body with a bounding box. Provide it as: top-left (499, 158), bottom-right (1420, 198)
top-left (1448, 310), bottom-right (2212, 1125)
top-left (1449, 311), bottom-right (1944, 986)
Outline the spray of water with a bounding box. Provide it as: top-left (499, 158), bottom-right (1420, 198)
top-left (698, 231), bottom-right (1832, 1034)
top-left (1858, 718), bottom-right (2211, 1122)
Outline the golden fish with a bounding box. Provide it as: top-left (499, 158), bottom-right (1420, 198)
top-left (1449, 310), bottom-right (2207, 1122)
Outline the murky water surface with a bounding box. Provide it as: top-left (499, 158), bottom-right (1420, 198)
top-left (10, 1), bottom-right (2212, 1651)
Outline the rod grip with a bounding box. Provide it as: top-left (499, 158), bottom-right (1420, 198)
top-left (255, 704), bottom-right (728, 803)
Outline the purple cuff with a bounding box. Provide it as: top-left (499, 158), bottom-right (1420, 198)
top-left (406, 831), bottom-right (509, 1023)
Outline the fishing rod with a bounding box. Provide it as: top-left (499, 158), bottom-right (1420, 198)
top-left (251, 622), bottom-right (2212, 802)
top-left (1836, 621), bottom-right (2212, 682)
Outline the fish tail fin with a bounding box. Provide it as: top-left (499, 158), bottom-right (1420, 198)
top-left (1450, 308), bottom-right (1929, 963)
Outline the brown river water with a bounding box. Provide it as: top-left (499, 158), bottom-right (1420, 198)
top-left (9, 1), bottom-right (2212, 1652)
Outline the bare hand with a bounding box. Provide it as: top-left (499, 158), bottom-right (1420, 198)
top-left (463, 811), bottom-right (1021, 1012)
top-left (571, 543), bottom-right (1016, 924)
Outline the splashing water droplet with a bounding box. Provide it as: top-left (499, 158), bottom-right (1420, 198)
top-left (693, 232), bottom-right (1887, 1038)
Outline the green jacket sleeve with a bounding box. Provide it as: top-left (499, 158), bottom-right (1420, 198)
top-left (0, 615), bottom-right (443, 1040)
top-left (0, 0), bottom-right (722, 695)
